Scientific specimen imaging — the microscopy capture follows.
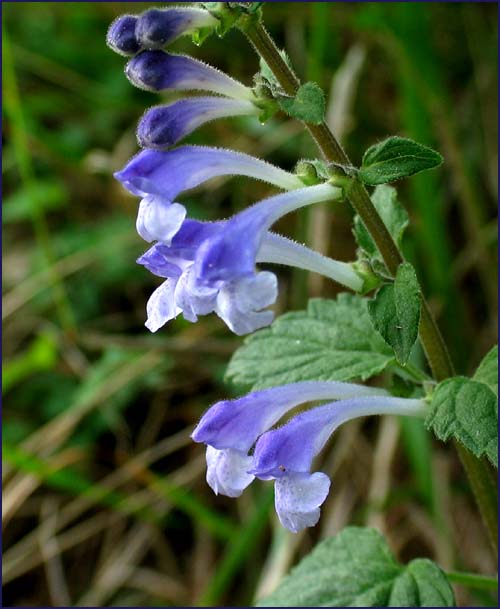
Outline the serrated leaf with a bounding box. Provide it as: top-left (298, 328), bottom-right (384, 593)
top-left (426, 376), bottom-right (498, 467)
top-left (368, 263), bottom-right (420, 365)
top-left (354, 184), bottom-right (409, 264)
top-left (473, 345), bottom-right (498, 397)
top-left (358, 136), bottom-right (443, 185)
top-left (226, 294), bottom-right (394, 391)
top-left (256, 526), bottom-right (455, 607)
top-left (278, 82), bottom-right (325, 125)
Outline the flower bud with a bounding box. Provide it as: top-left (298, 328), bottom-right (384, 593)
top-left (125, 51), bottom-right (253, 100)
top-left (135, 7), bottom-right (218, 49)
top-left (137, 98), bottom-right (258, 149)
top-left (106, 15), bottom-right (141, 57)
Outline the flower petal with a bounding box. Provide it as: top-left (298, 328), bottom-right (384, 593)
top-left (274, 472), bottom-right (331, 533)
top-left (174, 265), bottom-right (218, 323)
top-left (205, 446), bottom-right (254, 498)
top-left (137, 98), bottom-right (257, 149)
top-left (145, 278), bottom-right (180, 332)
top-left (215, 272), bottom-right (277, 335)
top-left (137, 246), bottom-right (183, 279)
top-left (136, 196), bottom-right (186, 244)
top-left (195, 184), bottom-right (340, 284)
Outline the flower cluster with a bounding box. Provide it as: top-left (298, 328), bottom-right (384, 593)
top-left (192, 381), bottom-right (426, 532)
top-left (107, 5), bottom-right (418, 533)
top-left (108, 5), bottom-right (364, 336)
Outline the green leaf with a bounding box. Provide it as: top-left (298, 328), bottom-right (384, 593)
top-left (256, 527), bottom-right (455, 607)
top-left (389, 559), bottom-right (456, 606)
top-left (278, 82), bottom-right (325, 125)
top-left (368, 263), bottom-right (421, 364)
top-left (226, 294), bottom-right (394, 391)
top-left (358, 136), bottom-right (443, 185)
top-left (354, 184), bottom-right (409, 265)
top-left (426, 376), bottom-right (498, 467)
top-left (473, 345), bottom-right (498, 397)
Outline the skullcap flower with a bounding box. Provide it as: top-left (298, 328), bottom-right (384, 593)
top-left (137, 97), bottom-right (259, 149)
top-left (251, 396), bottom-right (426, 532)
top-left (191, 382), bottom-right (390, 500)
top-left (115, 146), bottom-right (304, 244)
top-left (126, 51), bottom-right (253, 100)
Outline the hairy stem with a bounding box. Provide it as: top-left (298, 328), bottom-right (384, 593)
top-left (241, 15), bottom-right (497, 552)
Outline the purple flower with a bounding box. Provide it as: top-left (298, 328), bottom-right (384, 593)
top-left (191, 382), bottom-right (389, 498)
top-left (251, 396), bottom-right (426, 532)
top-left (137, 216), bottom-right (362, 334)
top-left (125, 51), bottom-right (253, 100)
top-left (114, 146), bottom-right (304, 244)
top-left (135, 7), bottom-right (218, 49)
top-left (137, 97), bottom-right (258, 149)
top-left (107, 15), bottom-right (141, 57)
top-left (136, 219), bottom-right (278, 334)
top-left (194, 183), bottom-right (342, 284)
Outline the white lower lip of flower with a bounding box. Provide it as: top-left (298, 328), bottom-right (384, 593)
top-left (258, 232), bottom-right (364, 292)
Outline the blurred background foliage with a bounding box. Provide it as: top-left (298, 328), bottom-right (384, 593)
top-left (2, 2), bottom-right (497, 606)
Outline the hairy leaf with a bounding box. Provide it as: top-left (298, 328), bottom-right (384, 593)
top-left (226, 294), bottom-right (394, 390)
top-left (278, 82), bottom-right (325, 124)
top-left (368, 263), bottom-right (421, 364)
top-left (426, 375), bottom-right (498, 467)
top-left (473, 345), bottom-right (498, 397)
top-left (257, 527), bottom-right (455, 607)
top-left (359, 136), bottom-right (443, 185)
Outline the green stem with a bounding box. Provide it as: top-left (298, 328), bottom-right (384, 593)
top-left (240, 15), bottom-right (498, 553)
top-left (445, 570), bottom-right (498, 592)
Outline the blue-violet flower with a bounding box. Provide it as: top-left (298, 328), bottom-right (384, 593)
top-left (107, 15), bottom-right (141, 57)
top-left (137, 97), bottom-right (259, 149)
top-left (135, 7), bottom-right (218, 49)
top-left (192, 381), bottom-right (388, 498)
top-left (138, 222), bottom-right (362, 334)
top-left (251, 395), bottom-right (426, 532)
top-left (114, 146), bottom-right (304, 244)
top-left (125, 51), bottom-right (254, 100)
